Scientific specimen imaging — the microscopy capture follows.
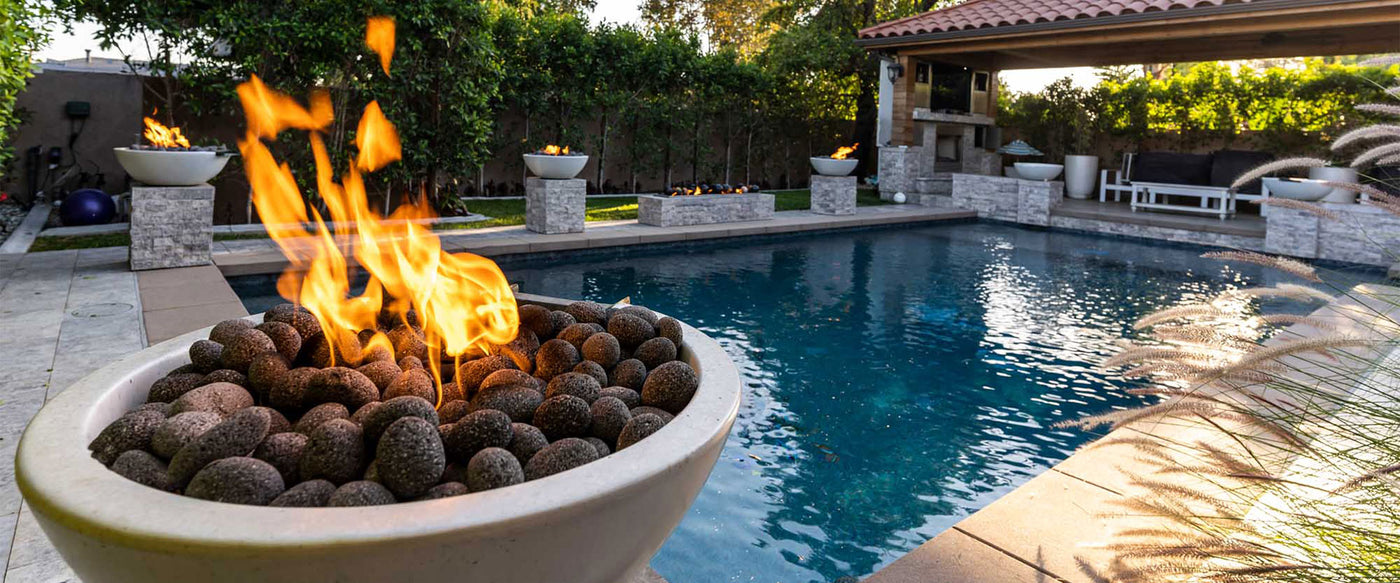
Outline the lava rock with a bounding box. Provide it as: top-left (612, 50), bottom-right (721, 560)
top-left (518, 304), bottom-right (555, 340)
top-left (293, 402), bottom-right (350, 435)
top-left (362, 460), bottom-right (380, 483)
top-left (398, 356), bottom-right (424, 371)
top-left (255, 321), bottom-right (303, 362)
top-left (585, 437), bottom-right (612, 458)
top-left (200, 369), bottom-right (247, 387)
top-left (151, 411), bottom-right (222, 460)
top-left (387, 325), bottom-right (428, 362)
top-left (253, 432), bottom-right (309, 484)
top-left (189, 340), bottom-right (224, 373)
top-left (440, 462), bottom-right (469, 485)
top-left (656, 317), bottom-right (684, 347)
top-left (590, 396), bottom-right (632, 444)
top-left (534, 339), bottom-right (580, 381)
top-left (305, 367), bottom-right (379, 410)
top-left (439, 400), bottom-right (471, 424)
top-left (246, 352), bottom-right (290, 399)
top-left (416, 482), bottom-right (469, 500)
top-left (168, 363), bottom-right (202, 375)
top-left (362, 396), bottom-right (440, 444)
top-left (572, 360), bottom-right (609, 387)
top-left (494, 329), bottom-right (541, 375)
top-left (611, 359), bottom-right (647, 391)
top-left (480, 369), bottom-right (541, 392)
top-left (581, 333), bottom-right (622, 369)
top-left (169, 382), bottom-right (254, 418)
top-left (556, 323), bottom-right (604, 352)
top-left (545, 372), bottom-right (601, 403)
top-left (221, 329), bottom-right (278, 373)
top-left (270, 367), bottom-right (318, 411)
top-left (383, 369), bottom-right (436, 402)
top-left (523, 438), bottom-right (599, 481)
top-left (209, 318), bottom-right (255, 346)
top-left (439, 381), bottom-right (465, 404)
top-left (629, 406), bottom-right (675, 424)
top-left (305, 329), bottom-right (363, 368)
top-left (532, 395), bottom-right (592, 440)
top-left (507, 423), bottom-right (549, 466)
top-left (111, 450), bottom-right (172, 491)
top-left (147, 373), bottom-right (207, 403)
top-left (466, 447), bottom-right (524, 492)
top-left (616, 414), bottom-right (666, 450)
top-left (615, 305), bottom-right (659, 326)
top-left (270, 479), bottom-right (337, 507)
top-left (599, 386), bottom-right (641, 408)
top-left (563, 301), bottom-right (608, 325)
top-left (607, 313), bottom-right (655, 348)
top-left (350, 401), bottom-right (382, 425)
top-left (443, 409), bottom-right (513, 463)
top-left (549, 310), bottom-right (578, 335)
top-left (358, 339), bottom-right (394, 365)
top-left (89, 410), bottom-right (166, 465)
top-left (255, 407), bottom-right (293, 434)
top-left (186, 457), bottom-right (285, 506)
top-left (267, 306), bottom-right (321, 341)
top-left (468, 386), bottom-right (543, 422)
top-left (376, 417), bottom-right (447, 499)
top-left (456, 355), bottom-right (518, 395)
top-left (327, 481), bottom-right (396, 506)
top-left (135, 402), bottom-right (173, 416)
top-left (634, 337), bottom-right (677, 370)
top-left (299, 418), bottom-right (366, 485)
top-left (263, 303), bottom-right (298, 324)
top-left (641, 361), bottom-right (699, 414)
top-left (168, 408), bottom-right (272, 486)
top-left (357, 360), bottom-right (402, 392)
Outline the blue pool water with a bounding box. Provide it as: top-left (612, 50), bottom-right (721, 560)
top-left (229, 222), bottom-right (1373, 583)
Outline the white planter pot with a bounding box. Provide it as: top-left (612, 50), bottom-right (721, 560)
top-left (113, 148), bottom-right (232, 186)
top-left (1063, 155), bottom-right (1099, 199)
top-left (1262, 177), bottom-right (1331, 201)
top-left (523, 154), bottom-right (589, 180)
top-left (809, 157), bottom-right (858, 177)
top-left (16, 293), bottom-right (740, 583)
top-left (1013, 162), bottom-right (1064, 182)
top-left (1308, 166), bottom-right (1360, 204)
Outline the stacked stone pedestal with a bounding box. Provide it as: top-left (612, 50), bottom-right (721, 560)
top-left (1265, 203), bottom-right (1400, 267)
top-left (637, 193), bottom-right (775, 227)
top-left (526, 178), bottom-right (585, 234)
top-left (810, 175), bottom-right (857, 215)
top-left (129, 183), bottom-right (215, 271)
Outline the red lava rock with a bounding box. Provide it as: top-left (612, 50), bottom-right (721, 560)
top-left (299, 418), bottom-right (366, 485)
top-left (209, 319), bottom-right (255, 346)
top-left (199, 369), bottom-right (247, 387)
top-left (111, 450), bottom-right (172, 491)
top-left (168, 407), bottom-right (272, 486)
top-left (221, 329), bottom-right (278, 373)
top-left (416, 481), bottom-right (469, 500)
top-left (383, 369), bottom-right (436, 402)
top-left (518, 304), bottom-right (555, 340)
top-left (641, 361), bottom-right (699, 414)
top-left (494, 328), bottom-right (541, 374)
top-left (599, 386), bottom-right (641, 408)
top-left (147, 372), bottom-right (207, 403)
top-left (253, 432), bottom-right (309, 484)
top-left (563, 301), bottom-right (608, 325)
top-left (581, 332), bottom-right (622, 369)
top-left (169, 382), bottom-right (254, 417)
top-left (556, 323), bottom-right (604, 352)
top-left (532, 394), bottom-right (592, 440)
top-left (590, 396), bottom-right (632, 444)
top-left (293, 402), bottom-right (350, 436)
top-left (610, 359), bottom-right (647, 391)
top-left (607, 313), bottom-right (655, 349)
top-left (255, 321), bottom-right (302, 362)
top-left (151, 411), bottom-right (222, 460)
top-left (456, 355), bottom-right (517, 395)
top-left (189, 340), bottom-right (224, 373)
top-left (357, 359), bottom-right (402, 392)
top-left (305, 367), bottom-right (379, 410)
top-left (545, 372), bottom-right (601, 403)
top-left (468, 386), bottom-right (543, 422)
top-left (89, 409), bottom-right (166, 465)
top-left (656, 316), bottom-right (684, 347)
top-left (327, 480), bottom-right (396, 506)
top-left (247, 353), bottom-right (290, 400)
top-left (534, 339), bottom-right (580, 382)
top-left (572, 360), bottom-right (609, 388)
top-left (634, 337), bottom-right (677, 370)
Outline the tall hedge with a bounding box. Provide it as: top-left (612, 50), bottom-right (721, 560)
top-left (0, 0), bottom-right (45, 175)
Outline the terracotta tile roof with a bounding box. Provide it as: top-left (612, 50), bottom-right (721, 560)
top-left (859, 0), bottom-right (1244, 39)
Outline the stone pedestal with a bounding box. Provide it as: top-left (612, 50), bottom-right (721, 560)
top-left (810, 175), bottom-right (857, 215)
top-left (129, 183), bottom-right (214, 271)
top-left (526, 178), bottom-right (585, 234)
top-left (637, 193), bottom-right (775, 227)
top-left (1265, 203), bottom-right (1400, 267)
top-left (877, 146), bottom-right (921, 201)
top-left (946, 174), bottom-right (1063, 226)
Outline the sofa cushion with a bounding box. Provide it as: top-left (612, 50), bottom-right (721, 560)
top-left (1210, 150), bottom-right (1275, 194)
top-left (1132, 152), bottom-right (1214, 186)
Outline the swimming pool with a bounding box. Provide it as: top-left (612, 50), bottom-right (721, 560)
top-left (229, 222), bottom-right (1370, 582)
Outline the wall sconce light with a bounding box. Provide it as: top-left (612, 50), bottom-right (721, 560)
top-left (886, 62), bottom-right (905, 83)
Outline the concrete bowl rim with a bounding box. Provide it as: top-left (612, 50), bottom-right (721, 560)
top-left (15, 292), bottom-right (740, 553)
top-left (809, 156), bottom-right (858, 177)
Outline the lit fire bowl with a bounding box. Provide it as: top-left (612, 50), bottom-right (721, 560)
top-left (15, 294), bottom-right (740, 583)
top-left (523, 153), bottom-right (589, 180)
top-left (114, 147), bottom-right (233, 187)
top-left (809, 156), bottom-right (858, 177)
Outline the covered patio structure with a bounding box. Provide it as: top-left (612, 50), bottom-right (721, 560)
top-left (858, 0), bottom-right (1400, 201)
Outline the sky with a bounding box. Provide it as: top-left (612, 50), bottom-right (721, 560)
top-left (39, 1), bottom-right (1096, 92)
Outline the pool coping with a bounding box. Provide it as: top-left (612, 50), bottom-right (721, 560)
top-left (864, 283), bottom-right (1400, 583)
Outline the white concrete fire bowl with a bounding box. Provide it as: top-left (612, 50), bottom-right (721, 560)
top-left (15, 293), bottom-right (741, 583)
top-left (1013, 162), bottom-right (1064, 182)
top-left (809, 156), bottom-right (858, 177)
top-left (1262, 177), bottom-right (1332, 202)
top-left (114, 148), bottom-right (232, 186)
top-left (523, 153), bottom-right (589, 180)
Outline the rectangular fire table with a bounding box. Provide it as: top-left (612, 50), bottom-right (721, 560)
top-left (637, 193), bottom-right (775, 227)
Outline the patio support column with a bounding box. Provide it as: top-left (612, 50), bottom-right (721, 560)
top-left (890, 54), bottom-right (918, 147)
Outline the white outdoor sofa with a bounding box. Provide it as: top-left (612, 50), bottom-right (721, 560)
top-left (1099, 151), bottom-right (1276, 220)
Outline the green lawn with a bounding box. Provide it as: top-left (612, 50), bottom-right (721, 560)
top-left (26, 189), bottom-right (891, 251)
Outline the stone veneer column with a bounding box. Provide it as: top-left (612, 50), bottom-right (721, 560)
top-left (525, 178), bottom-right (585, 234)
top-left (129, 183), bottom-right (215, 271)
top-left (947, 173), bottom-right (1062, 226)
top-left (1266, 203), bottom-right (1400, 267)
top-left (810, 175), bottom-right (857, 215)
top-left (877, 146), bottom-right (920, 201)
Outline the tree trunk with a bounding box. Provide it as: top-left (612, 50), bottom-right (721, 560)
top-left (691, 118), bottom-right (701, 184)
top-left (522, 114), bottom-right (531, 188)
top-left (745, 126), bottom-right (753, 185)
top-left (664, 123), bottom-right (674, 189)
top-left (596, 109), bottom-right (609, 192)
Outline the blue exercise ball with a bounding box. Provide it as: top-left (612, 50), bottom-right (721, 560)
top-left (60, 189), bottom-right (117, 226)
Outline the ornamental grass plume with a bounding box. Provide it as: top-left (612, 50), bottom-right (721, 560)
top-left (1064, 57), bottom-right (1400, 583)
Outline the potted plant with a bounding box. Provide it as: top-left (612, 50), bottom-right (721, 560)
top-left (1062, 109), bottom-right (1099, 199)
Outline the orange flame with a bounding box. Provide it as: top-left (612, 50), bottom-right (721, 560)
top-left (365, 16), bottom-right (395, 76)
top-left (236, 17), bottom-right (518, 402)
top-left (142, 114), bottom-right (191, 148)
top-left (830, 143), bottom-right (859, 160)
top-left (541, 144), bottom-right (570, 156)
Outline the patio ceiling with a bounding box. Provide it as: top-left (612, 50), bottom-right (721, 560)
top-left (856, 0), bottom-right (1400, 69)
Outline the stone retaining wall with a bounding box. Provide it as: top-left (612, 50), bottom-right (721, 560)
top-left (1265, 203), bottom-right (1400, 267)
top-left (944, 173), bottom-right (1062, 226)
top-left (637, 193), bottom-right (775, 227)
top-left (129, 184), bottom-right (214, 271)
